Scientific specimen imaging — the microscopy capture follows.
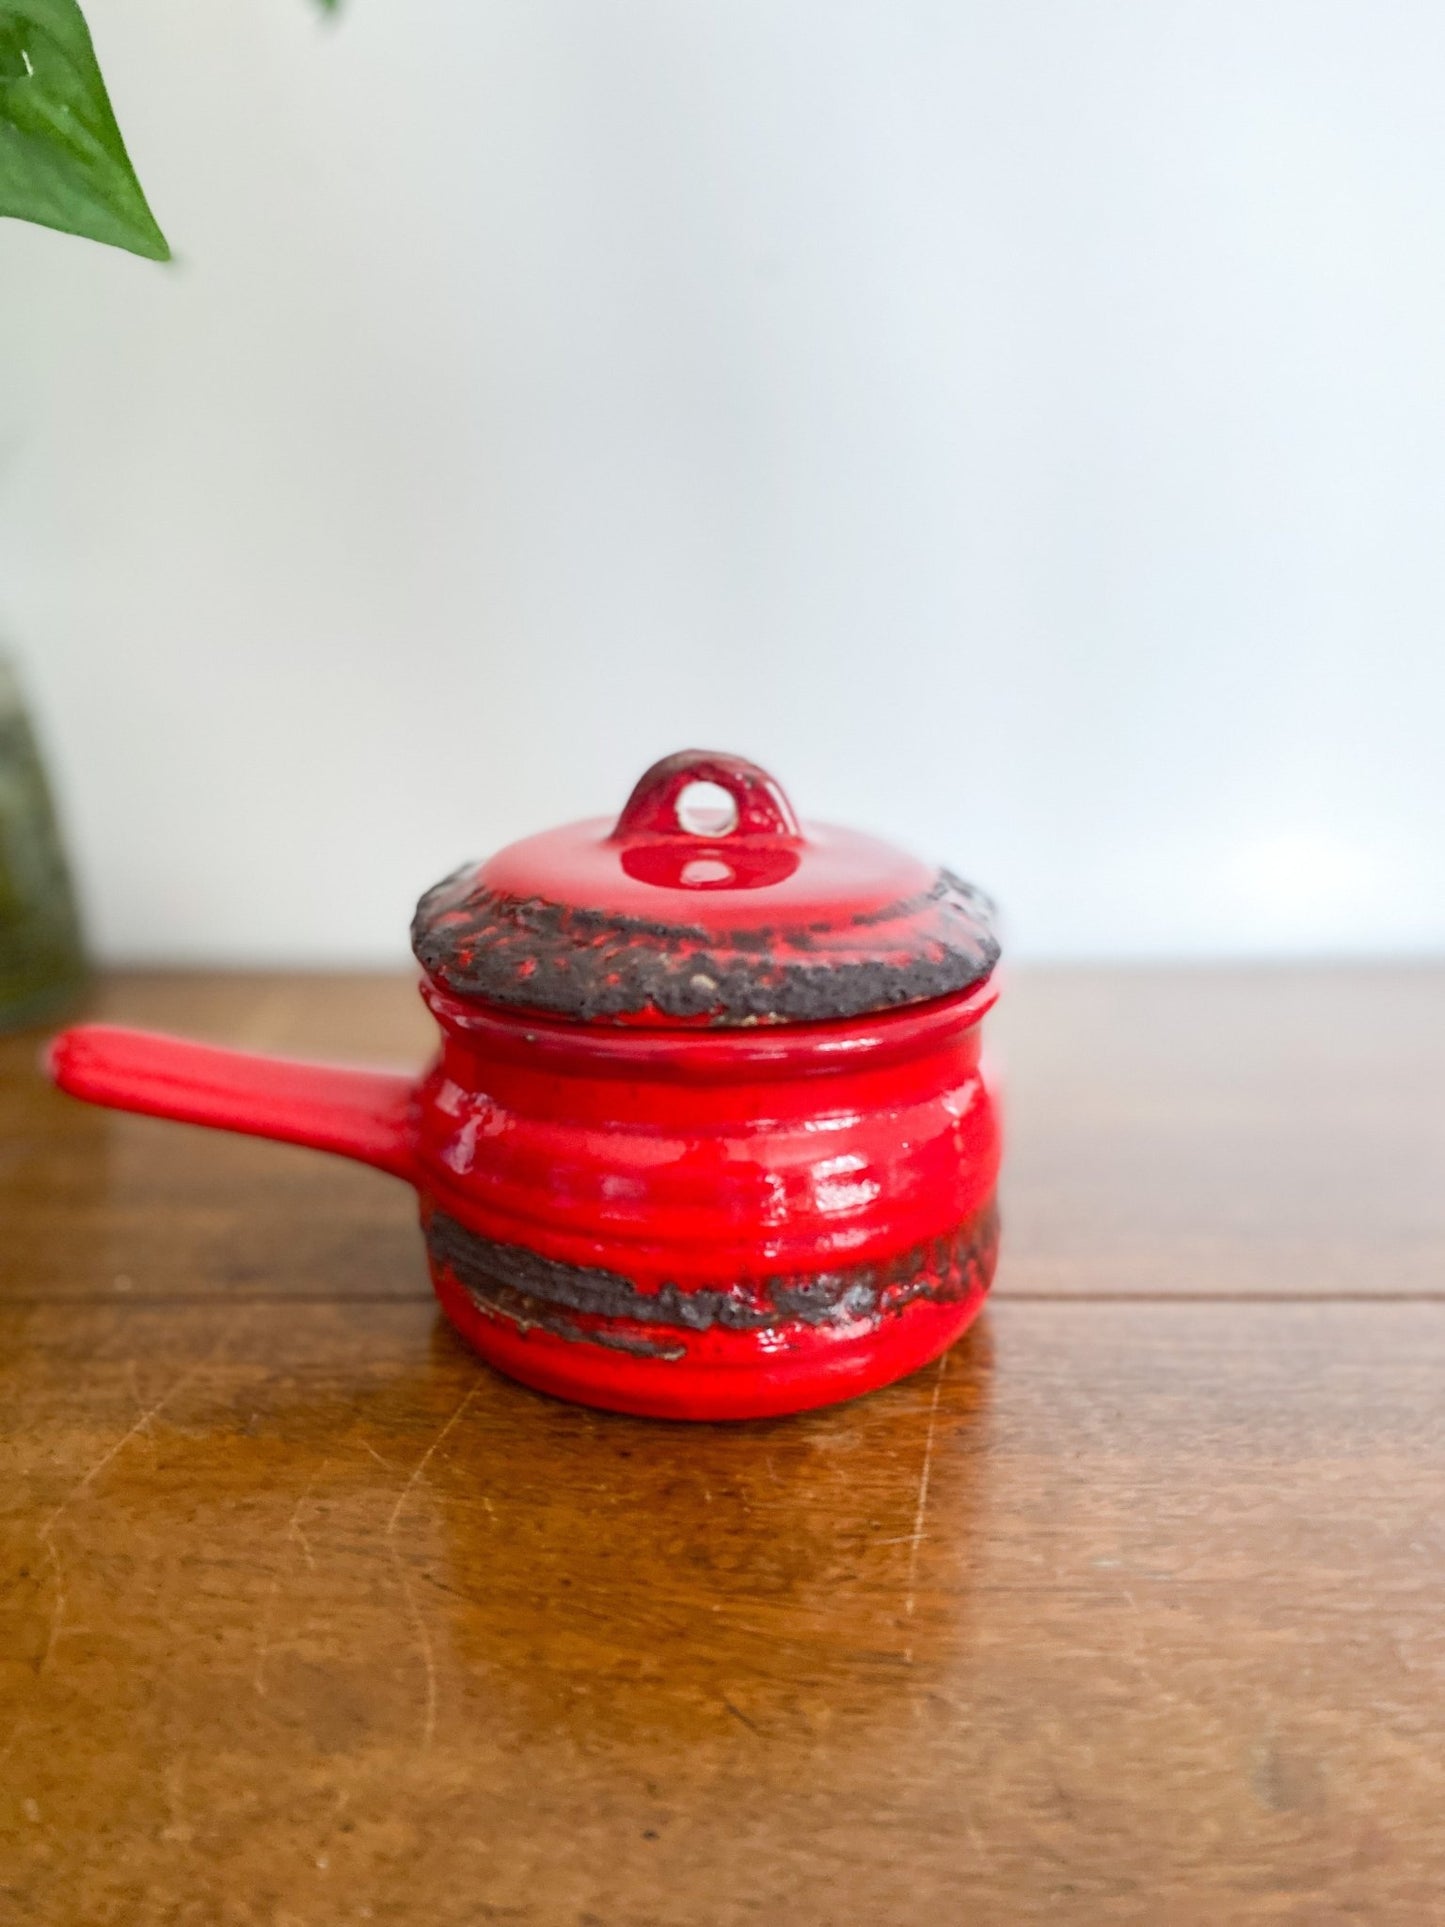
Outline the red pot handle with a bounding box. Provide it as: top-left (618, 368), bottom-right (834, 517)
top-left (610, 749), bottom-right (801, 842)
top-left (47, 1025), bottom-right (421, 1185)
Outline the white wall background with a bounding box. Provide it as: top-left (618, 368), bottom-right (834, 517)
top-left (2, 0), bottom-right (1443, 965)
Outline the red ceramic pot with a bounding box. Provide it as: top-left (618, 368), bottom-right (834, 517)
top-left (48, 751), bottom-right (1001, 1421)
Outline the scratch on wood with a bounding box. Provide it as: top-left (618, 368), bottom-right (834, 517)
top-left (36, 1539), bottom-right (66, 1678)
top-left (388, 1382), bottom-right (484, 1536)
top-left (36, 1334), bottom-right (235, 1677)
top-left (1117, 1586), bottom-right (1173, 1704)
top-left (903, 1353), bottom-right (948, 1654)
top-left (253, 1581), bottom-right (278, 1701)
top-left (288, 1470), bottom-right (323, 1574)
top-left (124, 1360), bottom-right (155, 1442)
top-left (40, 1362), bottom-right (203, 1541)
top-left (159, 1758), bottom-right (193, 1845)
top-left (722, 1697), bottom-right (762, 1736)
top-left (1383, 1628), bottom-right (1417, 1679)
top-left (387, 1380), bottom-right (484, 1750)
top-left (254, 1467), bottom-right (326, 1699)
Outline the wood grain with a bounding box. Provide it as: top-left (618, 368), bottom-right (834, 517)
top-left (2, 969), bottom-right (1442, 1924)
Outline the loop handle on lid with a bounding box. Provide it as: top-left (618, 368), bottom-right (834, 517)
top-left (610, 750), bottom-right (802, 842)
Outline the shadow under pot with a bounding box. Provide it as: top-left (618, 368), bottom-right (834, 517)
top-left (49, 750), bottom-right (1002, 1420)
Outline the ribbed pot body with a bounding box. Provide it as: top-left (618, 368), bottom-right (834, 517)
top-left (414, 979), bottom-right (1001, 1419)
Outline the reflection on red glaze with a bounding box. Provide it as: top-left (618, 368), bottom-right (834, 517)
top-left (619, 838), bottom-right (802, 892)
top-left (414, 993), bottom-right (998, 1278)
top-left (47, 984), bottom-right (1000, 1420)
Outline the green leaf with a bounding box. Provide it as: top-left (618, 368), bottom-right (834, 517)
top-left (0, 0), bottom-right (169, 260)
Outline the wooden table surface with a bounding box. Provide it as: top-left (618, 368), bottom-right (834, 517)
top-left (2, 968), bottom-right (1442, 1925)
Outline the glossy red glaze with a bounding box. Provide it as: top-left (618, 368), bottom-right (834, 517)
top-left (415, 981), bottom-right (998, 1280)
top-left (412, 750), bottom-right (999, 1030)
top-left (47, 1025), bottom-right (420, 1183)
top-left (47, 751), bottom-right (1003, 1421)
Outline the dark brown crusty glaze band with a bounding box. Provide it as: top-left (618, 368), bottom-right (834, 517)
top-left (411, 868), bottom-right (999, 1026)
top-left (425, 1202), bottom-right (999, 1359)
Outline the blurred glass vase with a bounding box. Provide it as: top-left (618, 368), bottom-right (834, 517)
top-left (0, 659), bottom-right (87, 1031)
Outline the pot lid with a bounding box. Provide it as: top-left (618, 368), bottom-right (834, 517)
top-left (411, 750), bottom-right (999, 1028)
